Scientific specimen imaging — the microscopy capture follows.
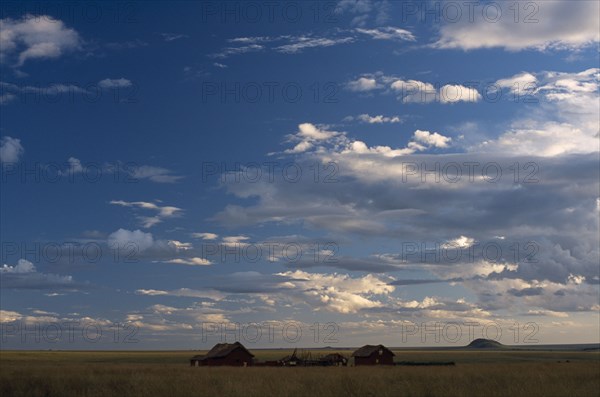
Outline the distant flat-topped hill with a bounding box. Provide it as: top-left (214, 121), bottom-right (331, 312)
top-left (466, 339), bottom-right (506, 349)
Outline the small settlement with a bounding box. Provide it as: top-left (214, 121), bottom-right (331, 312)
top-left (190, 342), bottom-right (396, 367)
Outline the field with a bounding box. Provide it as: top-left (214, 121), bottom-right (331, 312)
top-left (1, 349), bottom-right (599, 397)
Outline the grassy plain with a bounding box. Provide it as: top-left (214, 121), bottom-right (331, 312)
top-left (1, 349), bottom-right (598, 397)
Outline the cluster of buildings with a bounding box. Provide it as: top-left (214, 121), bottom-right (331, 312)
top-left (190, 341), bottom-right (395, 367)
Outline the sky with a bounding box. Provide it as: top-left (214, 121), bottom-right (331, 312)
top-left (0, 0), bottom-right (599, 350)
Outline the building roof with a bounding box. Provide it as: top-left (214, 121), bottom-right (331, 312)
top-left (351, 344), bottom-right (395, 358)
top-left (191, 341), bottom-right (254, 360)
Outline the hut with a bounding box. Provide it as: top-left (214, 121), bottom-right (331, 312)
top-left (351, 344), bottom-right (395, 366)
top-left (190, 341), bottom-right (254, 366)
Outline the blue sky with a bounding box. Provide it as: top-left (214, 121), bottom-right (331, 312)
top-left (1, 1), bottom-right (599, 349)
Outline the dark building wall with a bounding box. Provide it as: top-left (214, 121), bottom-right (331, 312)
top-left (206, 349), bottom-right (254, 366)
top-left (354, 351), bottom-right (394, 366)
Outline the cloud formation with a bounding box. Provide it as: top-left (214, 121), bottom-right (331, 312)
top-left (434, 1), bottom-right (599, 51)
top-left (0, 14), bottom-right (81, 66)
top-left (0, 136), bottom-right (24, 163)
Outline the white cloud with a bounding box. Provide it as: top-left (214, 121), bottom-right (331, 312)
top-left (1, 259), bottom-right (35, 273)
top-left (441, 236), bottom-right (476, 249)
top-left (434, 1), bottom-right (599, 51)
top-left (0, 79), bottom-right (135, 106)
top-left (477, 68), bottom-right (599, 156)
top-left (0, 310), bottom-right (22, 323)
top-left (63, 157), bottom-right (83, 174)
top-left (439, 84), bottom-right (482, 103)
top-left (355, 26), bottom-right (415, 41)
top-left (335, 0), bottom-right (392, 26)
top-left (276, 270), bottom-right (395, 313)
top-left (412, 130), bottom-right (451, 148)
top-left (107, 229), bottom-right (155, 252)
top-left (284, 123), bottom-right (341, 154)
top-left (160, 33), bottom-right (188, 42)
top-left (434, 260), bottom-right (518, 280)
top-left (390, 80), bottom-right (481, 104)
top-left (390, 79), bottom-right (437, 103)
top-left (98, 78), bottom-right (132, 89)
top-left (347, 77), bottom-right (380, 92)
top-left (136, 288), bottom-right (224, 300)
top-left (192, 232), bottom-right (219, 240)
top-left (167, 240), bottom-right (193, 251)
top-left (287, 140), bottom-right (313, 154)
top-left (352, 114), bottom-right (401, 124)
top-left (345, 129), bottom-right (452, 157)
top-left (0, 259), bottom-right (75, 289)
top-left (164, 257), bottom-right (212, 266)
top-left (221, 235), bottom-right (250, 247)
top-left (0, 15), bottom-right (81, 66)
top-left (275, 36), bottom-right (354, 53)
top-left (109, 200), bottom-right (183, 228)
top-left (0, 136), bottom-right (24, 163)
top-left (126, 165), bottom-right (183, 183)
top-left (297, 123), bottom-right (337, 140)
top-left (209, 44), bottom-right (264, 58)
top-left (495, 72), bottom-right (538, 94)
top-left (567, 274), bottom-right (585, 285)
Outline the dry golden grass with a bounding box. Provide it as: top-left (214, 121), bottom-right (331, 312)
top-left (1, 350), bottom-right (598, 397)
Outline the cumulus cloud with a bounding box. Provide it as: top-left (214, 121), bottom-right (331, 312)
top-left (0, 136), bottom-right (24, 163)
top-left (275, 270), bottom-right (395, 313)
top-left (390, 79), bottom-right (437, 102)
top-left (347, 77), bottom-right (380, 92)
top-left (495, 72), bottom-right (538, 94)
top-left (283, 123), bottom-right (343, 154)
top-left (191, 269), bottom-right (397, 314)
top-left (434, 1), bottom-right (599, 51)
top-left (106, 229), bottom-right (213, 266)
top-left (391, 79), bottom-right (481, 103)
top-left (343, 129), bottom-right (451, 156)
top-left (284, 123), bottom-right (451, 157)
top-left (0, 15), bottom-right (81, 66)
top-left (0, 259), bottom-right (76, 289)
top-left (439, 84), bottom-right (482, 103)
top-left (208, 114), bottom-right (598, 319)
top-left (1, 258), bottom-right (35, 273)
top-left (107, 229), bottom-right (155, 252)
top-left (412, 129), bottom-right (452, 148)
top-left (476, 68), bottom-right (599, 156)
